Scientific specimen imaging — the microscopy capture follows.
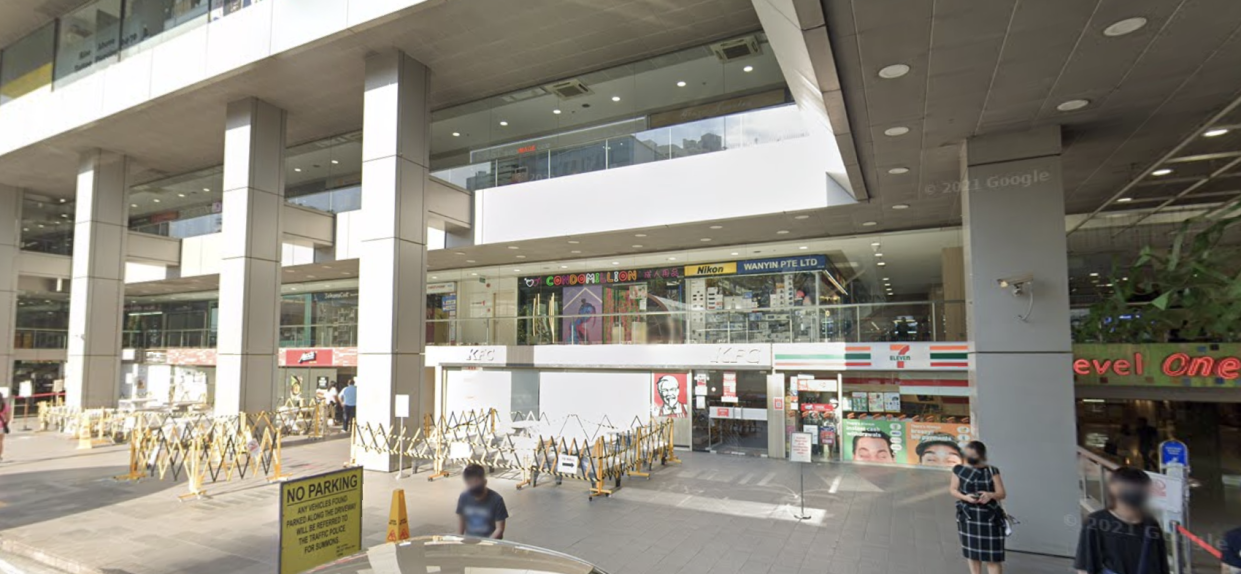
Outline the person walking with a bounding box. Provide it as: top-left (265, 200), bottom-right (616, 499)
top-left (949, 440), bottom-right (1008, 574)
top-left (1074, 466), bottom-right (1168, 574)
top-left (1135, 418), bottom-right (1159, 471)
top-left (457, 464), bottom-right (508, 540)
top-left (339, 379), bottom-right (358, 433)
top-left (0, 393), bottom-right (10, 462)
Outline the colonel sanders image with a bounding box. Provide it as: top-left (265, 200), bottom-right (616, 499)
top-left (651, 374), bottom-right (688, 418)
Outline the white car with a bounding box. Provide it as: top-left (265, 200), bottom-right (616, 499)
top-left (303, 535), bottom-right (608, 574)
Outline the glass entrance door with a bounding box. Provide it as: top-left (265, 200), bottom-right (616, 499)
top-left (691, 369), bottom-right (768, 456)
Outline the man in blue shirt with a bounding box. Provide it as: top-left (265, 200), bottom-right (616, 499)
top-left (338, 379), bottom-right (358, 433)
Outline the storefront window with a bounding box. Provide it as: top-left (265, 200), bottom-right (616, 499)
top-left (54, 0), bottom-right (123, 86)
top-left (517, 266), bottom-right (687, 345)
top-left (279, 285), bottom-right (359, 347)
top-left (123, 295), bottom-right (217, 348)
top-left (19, 196), bottom-right (74, 255)
top-left (15, 293), bottom-right (71, 349)
top-left (691, 369), bottom-right (768, 456)
top-left (128, 167), bottom-right (223, 238)
top-left (1, 23), bottom-right (55, 106)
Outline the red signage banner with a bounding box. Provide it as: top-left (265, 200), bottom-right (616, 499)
top-left (285, 349), bottom-right (334, 367)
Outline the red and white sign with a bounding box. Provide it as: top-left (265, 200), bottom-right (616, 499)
top-left (710, 406), bottom-right (736, 419)
top-left (800, 403), bottom-right (834, 413)
top-left (285, 349), bottom-right (334, 367)
top-left (774, 398), bottom-right (784, 410)
top-left (722, 372), bottom-right (738, 403)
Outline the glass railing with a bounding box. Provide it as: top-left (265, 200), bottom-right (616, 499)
top-left (431, 300), bottom-right (966, 346)
top-left (130, 213), bottom-right (222, 239)
top-left (114, 301), bottom-right (964, 349)
top-left (286, 186), bottom-right (361, 214)
top-left (429, 104), bottom-right (808, 192)
top-left (14, 328), bottom-right (69, 349)
top-left (20, 233), bottom-right (73, 256)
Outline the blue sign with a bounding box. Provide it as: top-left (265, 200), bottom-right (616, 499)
top-left (1159, 439), bottom-right (1189, 467)
top-left (442, 294), bottom-right (457, 313)
top-left (736, 255), bottom-right (828, 275)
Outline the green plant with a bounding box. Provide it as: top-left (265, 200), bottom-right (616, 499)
top-left (1073, 210), bottom-right (1241, 343)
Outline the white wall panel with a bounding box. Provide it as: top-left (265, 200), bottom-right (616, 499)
top-left (445, 369), bottom-right (513, 425)
top-left (476, 136), bottom-right (855, 244)
top-left (539, 371), bottom-right (650, 433)
top-left (270, 0), bottom-right (349, 54)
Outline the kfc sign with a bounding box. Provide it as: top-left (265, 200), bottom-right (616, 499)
top-left (711, 346), bottom-right (763, 365)
top-left (285, 349), bottom-right (334, 367)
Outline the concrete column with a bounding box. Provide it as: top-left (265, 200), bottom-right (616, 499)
top-left (0, 187), bottom-right (20, 395)
top-left (357, 50), bottom-right (429, 471)
top-left (961, 126), bottom-right (1077, 556)
top-left (66, 151), bottom-right (128, 409)
top-left (215, 98), bottom-right (286, 415)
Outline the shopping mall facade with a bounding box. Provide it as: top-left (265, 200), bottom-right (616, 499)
top-left (3, 0), bottom-right (1241, 559)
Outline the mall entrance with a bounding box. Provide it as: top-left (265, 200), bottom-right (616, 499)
top-left (692, 369), bottom-right (769, 456)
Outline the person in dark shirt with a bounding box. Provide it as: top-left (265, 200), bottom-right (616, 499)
top-left (1075, 466), bottom-right (1169, 574)
top-left (1221, 526), bottom-right (1241, 574)
top-left (456, 463), bottom-right (508, 539)
top-left (1135, 418), bottom-right (1158, 470)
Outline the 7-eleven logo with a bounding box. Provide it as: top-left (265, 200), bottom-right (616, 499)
top-left (889, 344), bottom-right (911, 368)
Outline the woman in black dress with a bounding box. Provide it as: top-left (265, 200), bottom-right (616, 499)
top-left (949, 440), bottom-right (1008, 574)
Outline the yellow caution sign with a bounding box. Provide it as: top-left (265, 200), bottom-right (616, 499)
top-left (386, 489), bottom-right (410, 542)
top-left (279, 467), bottom-right (364, 574)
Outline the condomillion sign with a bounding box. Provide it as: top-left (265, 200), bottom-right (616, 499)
top-left (1073, 343), bottom-right (1241, 388)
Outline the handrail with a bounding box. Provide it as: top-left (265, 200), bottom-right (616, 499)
top-left (1077, 445), bottom-right (1122, 471)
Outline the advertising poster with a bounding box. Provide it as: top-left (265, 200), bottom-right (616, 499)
top-left (651, 373), bottom-right (689, 418)
top-left (722, 372), bottom-right (738, 403)
top-left (803, 424), bottom-right (819, 445)
top-left (851, 391), bottom-right (868, 412)
top-left (821, 424), bottom-right (836, 446)
top-left (562, 285), bottom-right (602, 344)
top-left (694, 373), bottom-right (708, 396)
top-left (841, 419), bottom-right (906, 464)
top-left (907, 422), bottom-right (973, 467)
top-left (884, 392), bottom-right (902, 413)
top-left (867, 392), bottom-right (884, 412)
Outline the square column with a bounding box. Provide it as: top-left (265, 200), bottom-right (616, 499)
top-left (66, 151), bottom-right (129, 409)
top-left (215, 98), bottom-right (286, 415)
top-left (0, 187), bottom-right (19, 394)
top-left (356, 50), bottom-right (430, 471)
top-left (962, 126), bottom-right (1077, 556)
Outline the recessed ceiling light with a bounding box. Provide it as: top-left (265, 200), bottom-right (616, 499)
top-left (499, 121), bottom-right (508, 126)
top-left (611, 96), bottom-right (621, 102)
top-left (709, 225), bottom-right (723, 230)
top-left (1205, 128), bottom-right (1229, 137)
top-left (466, 259), bottom-right (476, 263)
top-left (202, 188), bottom-right (210, 192)
top-left (1103, 17), bottom-right (1147, 37)
top-left (130, 203), bottom-right (137, 208)
top-left (676, 81), bottom-right (687, 87)
top-left (552, 109), bottom-right (561, 115)
top-left (507, 246), bottom-right (519, 250)
top-left (611, 261), bottom-right (620, 265)
top-left (1089, 272), bottom-right (1099, 277)
top-left (798, 246), bottom-right (808, 250)
top-left (700, 238), bottom-right (712, 242)
top-left (882, 277), bottom-right (890, 281)
top-left (470, 272), bottom-right (478, 276)
top-left (58, 198), bottom-right (66, 203)
top-left (731, 252), bottom-right (739, 256)
top-left (635, 233), bottom-right (647, 238)
top-left (888, 167), bottom-right (909, 175)
top-left (777, 230), bottom-right (790, 235)
top-left (743, 65), bottom-right (754, 73)
top-left (877, 64), bottom-right (910, 79)
top-left (568, 240), bottom-right (580, 244)
top-left (877, 261), bottom-right (887, 266)
top-left (1056, 99), bottom-right (1090, 112)
top-left (516, 255), bottom-right (526, 259)
top-left (667, 257), bottom-right (677, 261)
top-left (431, 276), bottom-right (438, 279)
top-left (22, 228), bottom-right (28, 231)
top-left (892, 204), bottom-right (910, 210)
top-left (177, 193), bottom-right (186, 198)
top-left (560, 265), bottom-right (568, 269)
top-left (513, 269), bottom-right (521, 272)
top-left (294, 168), bottom-right (302, 172)
top-left (571, 250), bottom-right (581, 254)
top-left (1117, 197), bottom-right (1133, 203)
top-left (632, 244), bottom-right (643, 248)
top-left (794, 215), bottom-right (810, 220)
top-left (1152, 168), bottom-right (1173, 176)
top-left (153, 198), bottom-right (161, 203)
top-left (884, 126), bottom-right (910, 136)
top-left (331, 160), bottom-right (339, 165)
top-left (454, 251), bottom-right (465, 255)
top-left (452, 132), bottom-right (460, 137)
top-left (871, 242), bottom-right (881, 248)
top-left (862, 221), bottom-right (877, 227)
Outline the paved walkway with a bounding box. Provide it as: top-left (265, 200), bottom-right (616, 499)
top-left (0, 426), bottom-right (1071, 574)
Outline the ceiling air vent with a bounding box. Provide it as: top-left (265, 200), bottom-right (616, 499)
top-left (710, 36), bottom-right (760, 62)
top-left (546, 79), bottom-right (592, 100)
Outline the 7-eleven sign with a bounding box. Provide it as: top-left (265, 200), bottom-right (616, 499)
top-left (889, 344), bottom-right (911, 369)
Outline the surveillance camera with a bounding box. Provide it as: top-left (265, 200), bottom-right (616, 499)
top-left (995, 273), bottom-right (1033, 291)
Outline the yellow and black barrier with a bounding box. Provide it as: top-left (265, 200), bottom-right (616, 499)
top-left (349, 411), bottom-right (678, 500)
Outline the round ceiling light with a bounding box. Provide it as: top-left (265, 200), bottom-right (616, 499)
top-left (1103, 17), bottom-right (1148, 37)
top-left (709, 225), bottom-right (723, 230)
top-left (794, 215), bottom-right (810, 220)
top-left (1205, 128), bottom-right (1229, 137)
top-left (1056, 99), bottom-right (1090, 112)
top-left (1152, 168), bottom-right (1173, 176)
top-left (552, 109), bottom-right (561, 115)
top-left (884, 126), bottom-right (910, 137)
top-left (776, 230), bottom-right (790, 235)
top-left (878, 64), bottom-right (910, 79)
top-left (892, 204), bottom-right (910, 210)
top-left (611, 96), bottom-right (621, 102)
top-left (1117, 197), bottom-right (1133, 203)
top-left (862, 221), bottom-right (877, 227)
top-left (632, 244), bottom-right (643, 248)
top-left (452, 132), bottom-right (460, 137)
top-left (499, 121), bottom-right (508, 126)
top-left (700, 238), bottom-right (712, 242)
top-left (888, 167), bottom-right (909, 175)
top-left (743, 65), bottom-right (754, 73)
top-left (676, 81), bottom-right (687, 87)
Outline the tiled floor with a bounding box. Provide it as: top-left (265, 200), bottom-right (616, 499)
top-left (0, 426), bottom-right (1071, 574)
